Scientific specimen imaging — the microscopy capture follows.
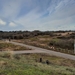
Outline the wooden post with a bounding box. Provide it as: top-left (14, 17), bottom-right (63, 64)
top-left (9, 37), bottom-right (11, 41)
top-left (46, 60), bottom-right (50, 65)
top-left (39, 58), bottom-right (42, 62)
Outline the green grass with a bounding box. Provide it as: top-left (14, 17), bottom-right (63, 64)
top-left (0, 53), bottom-right (75, 75)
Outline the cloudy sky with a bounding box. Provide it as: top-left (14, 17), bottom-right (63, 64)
top-left (0, 0), bottom-right (75, 31)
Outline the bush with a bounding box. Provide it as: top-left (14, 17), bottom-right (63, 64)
top-left (49, 39), bottom-right (74, 50)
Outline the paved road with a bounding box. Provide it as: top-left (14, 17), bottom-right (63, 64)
top-left (5, 41), bottom-right (75, 60)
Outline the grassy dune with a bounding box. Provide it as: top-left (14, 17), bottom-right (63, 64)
top-left (0, 53), bottom-right (75, 75)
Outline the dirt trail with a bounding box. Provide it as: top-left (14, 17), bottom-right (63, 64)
top-left (5, 41), bottom-right (75, 61)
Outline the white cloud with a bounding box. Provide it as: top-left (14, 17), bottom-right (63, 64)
top-left (0, 19), bottom-right (6, 25)
top-left (9, 22), bottom-right (16, 27)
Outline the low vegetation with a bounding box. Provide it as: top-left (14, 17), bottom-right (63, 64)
top-left (15, 34), bottom-right (74, 55)
top-left (0, 30), bottom-right (75, 54)
top-left (0, 31), bottom-right (75, 74)
top-left (0, 53), bottom-right (75, 75)
top-left (0, 42), bottom-right (31, 51)
top-left (0, 30), bottom-right (75, 39)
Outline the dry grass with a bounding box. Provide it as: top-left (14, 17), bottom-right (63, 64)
top-left (0, 51), bottom-right (14, 59)
top-left (0, 61), bottom-right (7, 66)
top-left (0, 42), bottom-right (31, 51)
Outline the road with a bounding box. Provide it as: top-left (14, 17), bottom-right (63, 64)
top-left (4, 41), bottom-right (75, 60)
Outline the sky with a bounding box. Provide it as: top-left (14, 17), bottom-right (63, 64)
top-left (0, 0), bottom-right (75, 31)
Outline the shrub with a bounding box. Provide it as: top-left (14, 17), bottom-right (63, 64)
top-left (49, 39), bottom-right (74, 50)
